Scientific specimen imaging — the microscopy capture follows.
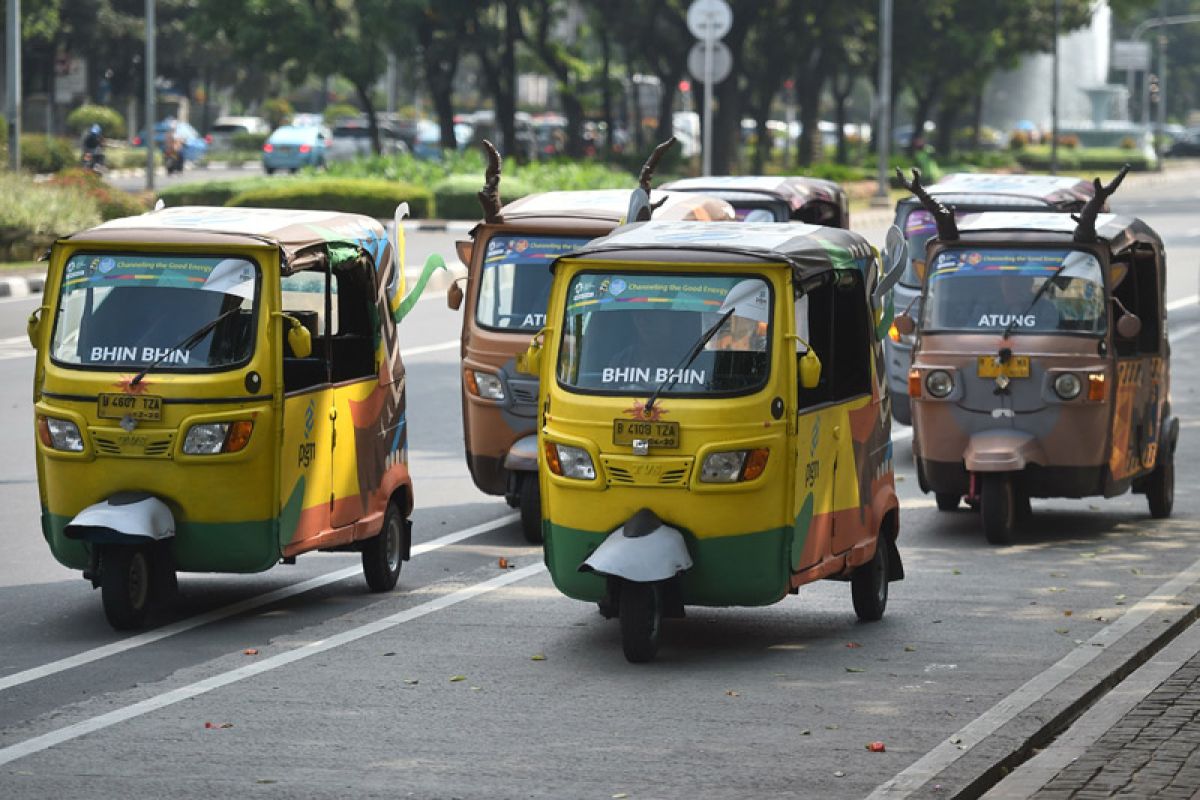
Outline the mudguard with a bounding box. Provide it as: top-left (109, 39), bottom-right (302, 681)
top-left (964, 429), bottom-right (1046, 472)
top-left (65, 493), bottom-right (176, 545)
top-left (503, 434), bottom-right (539, 472)
top-left (580, 508), bottom-right (693, 583)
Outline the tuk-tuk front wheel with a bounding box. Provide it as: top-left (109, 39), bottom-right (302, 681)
top-left (981, 474), bottom-right (1017, 546)
top-left (519, 475), bottom-right (542, 544)
top-left (1147, 446), bottom-right (1174, 519)
top-left (851, 537), bottom-right (889, 622)
top-left (101, 545), bottom-right (152, 630)
top-left (363, 503), bottom-right (405, 593)
top-left (619, 580), bottom-right (663, 663)
top-left (935, 492), bottom-right (960, 511)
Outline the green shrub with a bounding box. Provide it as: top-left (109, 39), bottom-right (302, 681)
top-left (0, 172), bottom-right (100, 250)
top-left (263, 98), bottom-right (294, 129)
top-left (156, 177), bottom-right (272, 207)
top-left (47, 169), bottom-right (150, 220)
top-left (323, 103), bottom-right (360, 125)
top-left (1015, 145), bottom-right (1151, 172)
top-left (227, 178), bottom-right (433, 218)
top-left (20, 136), bottom-right (76, 174)
top-left (65, 104), bottom-right (127, 139)
top-left (433, 173), bottom-right (535, 219)
top-left (231, 131), bottom-right (268, 151)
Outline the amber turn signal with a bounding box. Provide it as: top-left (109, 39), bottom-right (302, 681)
top-left (908, 368), bottom-right (922, 398)
top-left (543, 441), bottom-right (563, 476)
top-left (224, 420), bottom-right (254, 453)
top-left (1087, 373), bottom-right (1106, 402)
top-left (741, 448), bottom-right (770, 481)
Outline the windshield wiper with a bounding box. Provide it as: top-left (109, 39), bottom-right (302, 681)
top-left (1003, 262), bottom-right (1068, 339)
top-left (130, 306), bottom-right (243, 386)
top-left (644, 308), bottom-right (735, 414)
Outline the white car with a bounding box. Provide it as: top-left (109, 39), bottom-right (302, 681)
top-left (207, 116), bottom-right (270, 153)
top-left (327, 120), bottom-right (408, 161)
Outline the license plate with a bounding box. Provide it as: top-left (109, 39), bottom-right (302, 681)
top-left (97, 393), bottom-right (163, 421)
top-left (613, 419), bottom-right (679, 448)
top-left (977, 355), bottom-right (1030, 378)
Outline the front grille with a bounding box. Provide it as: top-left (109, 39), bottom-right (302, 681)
top-left (601, 456), bottom-right (693, 488)
top-left (509, 380), bottom-right (539, 405)
top-left (89, 428), bottom-right (175, 459)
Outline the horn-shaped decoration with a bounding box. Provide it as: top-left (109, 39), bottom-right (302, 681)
top-left (896, 167), bottom-right (958, 241)
top-left (477, 140), bottom-right (503, 224)
top-left (627, 137), bottom-right (677, 224)
top-left (1072, 164), bottom-right (1129, 243)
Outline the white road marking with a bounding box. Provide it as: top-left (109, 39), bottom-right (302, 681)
top-left (401, 339), bottom-right (459, 358)
top-left (1166, 294), bottom-right (1198, 311)
top-left (0, 513), bottom-right (517, 694)
top-left (0, 562), bottom-right (545, 767)
top-left (893, 425), bottom-right (913, 442)
top-left (867, 552), bottom-right (1200, 798)
top-left (1170, 323), bottom-right (1200, 343)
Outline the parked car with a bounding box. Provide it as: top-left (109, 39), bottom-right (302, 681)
top-left (132, 119), bottom-right (209, 165)
top-left (262, 125), bottom-right (329, 173)
top-left (463, 110), bottom-right (537, 163)
top-left (327, 118), bottom-right (409, 161)
top-left (207, 116), bottom-right (270, 153)
top-left (1167, 128), bottom-right (1200, 157)
top-left (412, 119), bottom-right (472, 160)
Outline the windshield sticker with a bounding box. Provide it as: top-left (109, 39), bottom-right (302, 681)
top-left (933, 249), bottom-right (1078, 278)
top-left (65, 255), bottom-right (256, 296)
top-left (485, 236), bottom-right (581, 263)
top-left (568, 275), bottom-right (731, 313)
top-left (977, 314), bottom-right (1036, 329)
top-left (89, 346), bottom-right (191, 365)
top-left (602, 367), bottom-right (707, 385)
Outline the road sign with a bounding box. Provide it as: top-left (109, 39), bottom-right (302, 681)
top-left (687, 0), bottom-right (732, 42)
top-left (1113, 40), bottom-right (1150, 72)
top-left (688, 41), bottom-right (732, 84)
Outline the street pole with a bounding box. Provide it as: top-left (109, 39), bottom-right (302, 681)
top-left (1156, 32), bottom-right (1166, 170)
top-left (1050, 0), bottom-right (1060, 175)
top-left (5, 0), bottom-right (21, 172)
top-left (145, 0), bottom-right (155, 192)
top-left (702, 34), bottom-right (714, 176)
top-left (873, 0), bottom-right (892, 206)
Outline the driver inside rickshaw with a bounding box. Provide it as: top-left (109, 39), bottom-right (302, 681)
top-left (709, 278), bottom-right (770, 352)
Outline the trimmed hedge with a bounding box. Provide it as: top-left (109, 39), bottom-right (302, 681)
top-left (227, 178), bottom-right (433, 218)
top-left (157, 178), bottom-right (270, 207)
top-left (21, 136), bottom-right (76, 174)
top-left (1015, 146), bottom-right (1153, 172)
top-left (433, 173), bottom-right (534, 219)
top-left (0, 172), bottom-right (100, 258)
top-left (65, 104), bottom-right (127, 139)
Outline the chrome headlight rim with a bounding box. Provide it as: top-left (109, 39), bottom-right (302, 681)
top-left (925, 369), bottom-right (954, 399)
top-left (471, 370), bottom-right (506, 401)
top-left (553, 443), bottom-right (595, 480)
top-left (1053, 372), bottom-right (1082, 400)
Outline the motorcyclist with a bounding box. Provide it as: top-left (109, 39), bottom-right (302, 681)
top-left (162, 120), bottom-right (183, 173)
top-left (80, 124), bottom-right (105, 171)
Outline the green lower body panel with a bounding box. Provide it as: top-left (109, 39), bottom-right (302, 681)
top-left (543, 520), bottom-right (791, 607)
top-left (42, 510), bottom-right (280, 574)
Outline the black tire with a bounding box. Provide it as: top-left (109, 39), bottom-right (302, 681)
top-left (519, 475), bottom-right (543, 544)
top-left (891, 392), bottom-right (912, 426)
top-left (619, 581), bottom-right (662, 663)
top-left (363, 503), bottom-right (405, 592)
top-left (981, 474), bottom-right (1016, 545)
top-left (265, 167), bottom-right (275, 175)
top-left (101, 546), bottom-right (152, 630)
top-left (851, 538), bottom-right (889, 621)
top-left (935, 492), bottom-right (960, 512)
top-left (1147, 446), bottom-right (1174, 519)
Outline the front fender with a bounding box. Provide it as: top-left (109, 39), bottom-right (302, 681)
top-left (65, 493), bottom-right (176, 545)
top-left (580, 508), bottom-right (693, 583)
top-left (503, 434), bottom-right (539, 472)
top-left (964, 429), bottom-right (1046, 472)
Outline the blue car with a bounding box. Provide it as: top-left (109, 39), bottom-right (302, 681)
top-left (132, 120), bottom-right (209, 164)
top-left (262, 125), bottom-right (329, 173)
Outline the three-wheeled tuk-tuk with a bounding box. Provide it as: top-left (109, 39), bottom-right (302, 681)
top-left (897, 169), bottom-right (1178, 544)
top-left (519, 220), bottom-right (907, 662)
top-left (886, 173), bottom-right (1098, 425)
top-left (661, 175), bottom-right (850, 227)
top-left (449, 141), bottom-right (733, 542)
top-left (30, 206), bottom-right (424, 628)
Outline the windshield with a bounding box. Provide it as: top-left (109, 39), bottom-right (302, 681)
top-left (476, 234), bottom-right (590, 331)
top-left (734, 205), bottom-right (786, 223)
top-left (899, 207), bottom-right (972, 287)
top-left (923, 248), bottom-right (1107, 334)
top-left (557, 272), bottom-right (772, 396)
top-left (51, 253), bottom-right (259, 369)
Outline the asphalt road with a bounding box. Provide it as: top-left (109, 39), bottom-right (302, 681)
top-left (1, 175), bottom-right (1198, 799)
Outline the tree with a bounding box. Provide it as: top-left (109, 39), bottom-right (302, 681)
top-left (464, 0), bottom-right (524, 161)
top-left (414, 3), bottom-right (471, 150)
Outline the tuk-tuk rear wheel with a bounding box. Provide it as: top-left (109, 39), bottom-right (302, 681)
top-left (981, 474), bottom-right (1017, 545)
top-left (935, 492), bottom-right (960, 511)
top-left (619, 581), bottom-right (663, 663)
top-left (1147, 447), bottom-right (1174, 519)
top-left (101, 546), bottom-right (152, 631)
top-left (519, 475), bottom-right (543, 544)
top-left (363, 504), bottom-right (404, 593)
top-left (851, 537), bottom-right (888, 622)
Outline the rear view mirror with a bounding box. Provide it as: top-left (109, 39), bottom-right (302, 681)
top-left (279, 313), bottom-right (313, 358)
top-left (26, 308), bottom-right (44, 349)
top-left (516, 332), bottom-right (545, 376)
top-left (455, 240), bottom-right (474, 267)
top-left (799, 350), bottom-right (822, 390)
top-left (893, 313), bottom-right (915, 337)
top-left (872, 226), bottom-right (908, 308)
top-left (447, 279), bottom-right (464, 311)
top-left (1117, 313), bottom-right (1142, 340)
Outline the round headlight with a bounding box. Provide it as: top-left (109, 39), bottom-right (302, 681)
top-left (926, 369), bottom-right (954, 398)
top-left (1054, 372), bottom-right (1082, 400)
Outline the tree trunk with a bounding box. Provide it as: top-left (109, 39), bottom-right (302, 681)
top-left (562, 91), bottom-right (585, 158)
top-left (971, 89), bottom-right (984, 152)
top-left (796, 48), bottom-right (827, 168)
top-left (354, 80), bottom-right (382, 156)
top-left (431, 81), bottom-right (457, 150)
top-left (653, 76), bottom-right (678, 144)
top-left (935, 100), bottom-right (957, 159)
top-left (751, 108), bottom-right (770, 174)
top-left (600, 20), bottom-right (614, 158)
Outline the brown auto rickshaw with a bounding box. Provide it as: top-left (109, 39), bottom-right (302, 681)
top-left (448, 141), bottom-right (734, 541)
top-left (896, 168), bottom-right (1177, 544)
top-left (660, 175), bottom-right (850, 227)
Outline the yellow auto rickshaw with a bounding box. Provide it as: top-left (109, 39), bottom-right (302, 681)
top-left (29, 205), bottom-right (436, 629)
top-left (519, 219), bottom-right (908, 662)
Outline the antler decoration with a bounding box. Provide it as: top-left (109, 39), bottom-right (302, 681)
top-left (896, 167), bottom-right (958, 241)
top-left (477, 140), bottom-right (503, 223)
top-left (1073, 164), bottom-right (1130, 243)
top-left (639, 136), bottom-right (676, 193)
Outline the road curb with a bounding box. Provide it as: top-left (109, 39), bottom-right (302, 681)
top-left (0, 274), bottom-right (44, 297)
top-left (401, 220), bottom-right (477, 234)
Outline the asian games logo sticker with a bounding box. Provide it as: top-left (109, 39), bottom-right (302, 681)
top-left (98, 257), bottom-right (117, 274)
top-left (608, 278), bottom-right (627, 297)
top-left (515, 239), bottom-right (529, 253)
top-left (965, 252), bottom-right (983, 266)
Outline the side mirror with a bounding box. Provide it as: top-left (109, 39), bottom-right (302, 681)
top-left (391, 202), bottom-right (411, 299)
top-left (447, 279), bottom-right (464, 311)
top-left (799, 349), bottom-right (822, 390)
top-left (893, 313), bottom-right (916, 337)
top-left (1117, 312), bottom-right (1142, 340)
top-left (27, 308), bottom-right (44, 349)
top-left (279, 314), bottom-right (313, 358)
top-left (516, 332), bottom-right (545, 376)
top-left (873, 226), bottom-right (908, 307)
top-left (455, 240), bottom-right (474, 267)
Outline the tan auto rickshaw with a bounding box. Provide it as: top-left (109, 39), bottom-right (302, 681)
top-left (30, 205), bottom-right (432, 628)
top-left (448, 141), bottom-right (734, 541)
top-left (661, 175), bottom-right (850, 226)
top-left (896, 168), bottom-right (1177, 544)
